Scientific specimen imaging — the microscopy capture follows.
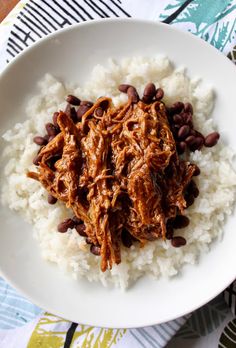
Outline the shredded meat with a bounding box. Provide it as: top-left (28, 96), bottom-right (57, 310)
top-left (28, 97), bottom-right (195, 271)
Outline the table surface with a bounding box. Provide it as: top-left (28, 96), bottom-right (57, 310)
top-left (0, 0), bottom-right (20, 23)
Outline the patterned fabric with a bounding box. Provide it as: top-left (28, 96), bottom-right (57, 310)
top-left (160, 0), bottom-right (236, 53)
top-left (2, 0), bottom-right (236, 67)
top-left (225, 282), bottom-right (236, 316)
top-left (228, 44), bottom-right (236, 63)
top-left (0, 1), bottom-right (236, 347)
top-left (0, 279), bottom-right (42, 329)
top-left (0, 277), bottom-right (188, 348)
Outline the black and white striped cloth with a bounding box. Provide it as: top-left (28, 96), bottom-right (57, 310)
top-left (225, 281), bottom-right (236, 316)
top-left (6, 0), bottom-right (131, 62)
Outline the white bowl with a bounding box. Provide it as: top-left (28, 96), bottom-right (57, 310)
top-left (0, 19), bottom-right (236, 328)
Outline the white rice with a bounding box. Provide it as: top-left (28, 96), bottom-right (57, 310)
top-left (2, 56), bottom-right (236, 289)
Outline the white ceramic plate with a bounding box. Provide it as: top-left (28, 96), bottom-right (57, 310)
top-left (0, 19), bottom-right (236, 329)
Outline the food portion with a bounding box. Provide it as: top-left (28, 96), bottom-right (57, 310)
top-left (27, 85), bottom-right (205, 272)
top-left (2, 57), bottom-right (236, 288)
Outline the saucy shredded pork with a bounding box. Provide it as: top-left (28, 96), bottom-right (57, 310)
top-left (28, 95), bottom-right (197, 272)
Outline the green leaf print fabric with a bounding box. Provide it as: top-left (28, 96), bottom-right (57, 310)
top-left (160, 0), bottom-right (236, 53)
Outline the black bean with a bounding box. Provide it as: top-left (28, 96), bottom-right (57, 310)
top-left (171, 236), bottom-right (187, 247)
top-left (177, 141), bottom-right (186, 155)
top-left (48, 194), bottom-right (57, 204)
top-left (65, 103), bottom-right (71, 116)
top-left (184, 102), bottom-right (193, 114)
top-left (33, 154), bottom-right (40, 166)
top-left (45, 123), bottom-right (58, 137)
top-left (193, 165), bottom-right (201, 176)
top-left (166, 224), bottom-right (174, 240)
top-left (57, 218), bottom-right (75, 233)
top-left (90, 244), bottom-right (101, 256)
top-left (193, 187), bottom-right (199, 198)
top-left (72, 215), bottom-right (82, 225)
top-left (185, 135), bottom-right (196, 146)
top-left (142, 95), bottom-right (151, 104)
top-left (173, 114), bottom-right (183, 124)
top-left (189, 137), bottom-right (204, 151)
top-left (183, 113), bottom-right (193, 126)
top-left (33, 136), bottom-right (47, 146)
top-left (127, 86), bottom-right (139, 103)
top-left (180, 112), bottom-right (187, 123)
top-left (44, 134), bottom-right (50, 142)
top-left (66, 95), bottom-right (81, 105)
top-left (65, 104), bottom-right (77, 123)
top-left (195, 130), bottom-right (205, 140)
top-left (48, 135), bottom-right (55, 142)
top-left (77, 105), bottom-right (91, 120)
top-left (189, 129), bottom-right (196, 136)
top-left (70, 107), bottom-right (78, 123)
top-left (144, 83), bottom-right (156, 96)
top-left (178, 125), bottom-right (190, 139)
top-left (80, 100), bottom-right (93, 107)
top-left (118, 84), bottom-right (131, 93)
top-left (171, 125), bottom-right (179, 136)
top-left (142, 83), bottom-right (156, 103)
top-left (52, 112), bottom-right (59, 126)
top-left (185, 194), bottom-right (195, 207)
top-left (121, 229), bottom-right (133, 248)
top-left (204, 132), bottom-right (220, 147)
top-left (188, 181), bottom-right (199, 198)
top-left (169, 102), bottom-right (184, 115)
top-left (75, 224), bottom-right (87, 237)
top-left (155, 88), bottom-right (164, 101)
top-left (86, 237), bottom-right (93, 244)
top-left (94, 107), bottom-right (103, 117)
top-left (172, 215), bottom-right (190, 229)
top-left (187, 120), bottom-right (193, 128)
top-left (173, 124), bottom-right (181, 131)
